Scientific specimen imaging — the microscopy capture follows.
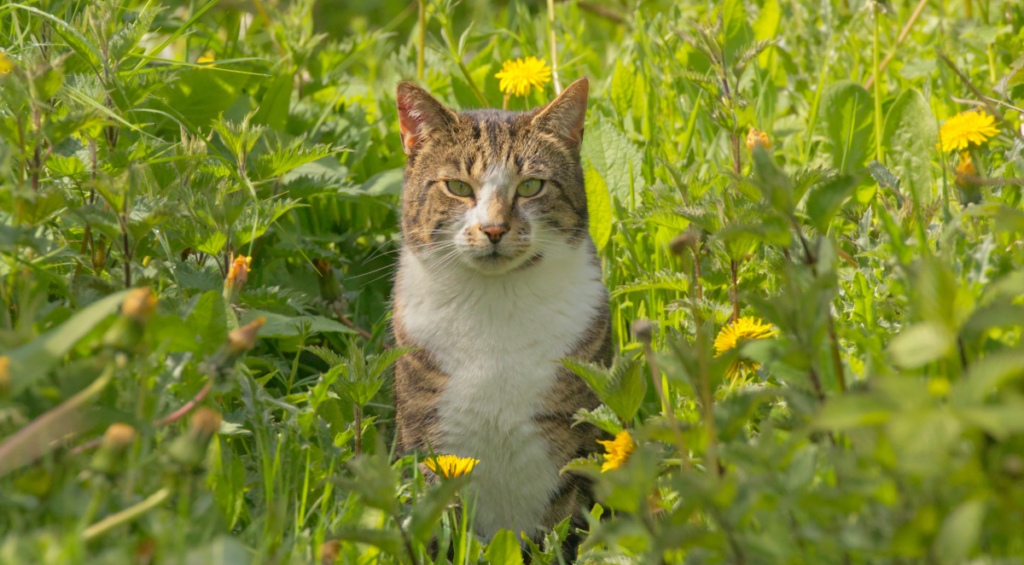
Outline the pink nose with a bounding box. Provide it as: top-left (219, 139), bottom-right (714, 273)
top-left (481, 223), bottom-right (509, 243)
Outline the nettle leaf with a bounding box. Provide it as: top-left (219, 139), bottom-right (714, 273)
top-left (251, 144), bottom-right (342, 181)
top-left (804, 173), bottom-right (861, 232)
top-left (581, 118), bottom-right (643, 201)
top-left (610, 59), bottom-right (635, 117)
top-left (562, 357), bottom-right (646, 423)
top-left (484, 530), bottom-right (525, 565)
top-left (887, 322), bottom-right (954, 370)
top-left (820, 80), bottom-right (874, 174)
top-left (882, 88), bottom-right (938, 205)
top-left (584, 160), bottom-right (613, 251)
top-left (612, 269), bottom-right (689, 297)
top-left (573, 404), bottom-right (624, 435)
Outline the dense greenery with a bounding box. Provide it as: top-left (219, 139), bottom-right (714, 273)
top-left (2, 0), bottom-right (1024, 563)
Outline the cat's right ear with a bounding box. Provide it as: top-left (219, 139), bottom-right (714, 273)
top-left (396, 82), bottom-right (456, 157)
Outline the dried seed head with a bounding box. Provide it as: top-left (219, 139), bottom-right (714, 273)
top-left (103, 423), bottom-right (136, 448)
top-left (122, 287), bottom-right (157, 321)
top-left (669, 231), bottom-right (699, 256)
top-left (228, 317), bottom-right (265, 353)
top-left (190, 408), bottom-right (222, 437)
top-left (633, 319), bottom-right (654, 344)
top-left (0, 356), bottom-right (9, 395)
top-left (317, 541), bottom-right (341, 564)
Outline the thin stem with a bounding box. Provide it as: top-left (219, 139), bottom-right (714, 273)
top-left (82, 487), bottom-right (172, 541)
top-left (729, 259), bottom-right (739, 323)
top-left (641, 339), bottom-right (690, 470)
top-left (416, 0), bottom-right (425, 81)
top-left (354, 405), bottom-right (363, 455)
top-left (457, 60), bottom-right (487, 106)
top-left (546, 0), bottom-right (561, 94)
top-left (872, 11), bottom-right (883, 163)
top-left (864, 0), bottom-right (928, 90)
top-left (827, 314), bottom-right (846, 393)
top-left (696, 324), bottom-right (718, 474)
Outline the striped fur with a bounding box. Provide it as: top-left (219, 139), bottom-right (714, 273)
top-left (392, 78), bottom-right (610, 542)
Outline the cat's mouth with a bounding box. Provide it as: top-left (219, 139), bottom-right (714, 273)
top-left (464, 248), bottom-right (540, 274)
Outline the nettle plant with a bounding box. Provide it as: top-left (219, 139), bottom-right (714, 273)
top-left (2, 0), bottom-right (1024, 563)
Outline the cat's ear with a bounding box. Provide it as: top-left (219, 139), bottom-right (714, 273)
top-left (531, 77), bottom-right (589, 149)
top-left (396, 81), bottom-right (457, 156)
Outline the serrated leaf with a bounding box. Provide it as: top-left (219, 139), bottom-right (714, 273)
top-left (882, 88), bottom-right (938, 205)
top-left (584, 160), bottom-right (613, 251)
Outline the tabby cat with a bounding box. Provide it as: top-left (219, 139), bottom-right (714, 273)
top-left (391, 77), bottom-right (611, 544)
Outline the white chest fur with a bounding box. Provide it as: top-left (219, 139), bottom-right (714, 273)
top-left (396, 243), bottom-right (606, 539)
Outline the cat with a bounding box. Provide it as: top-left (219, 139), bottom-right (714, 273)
top-left (391, 77), bottom-right (611, 545)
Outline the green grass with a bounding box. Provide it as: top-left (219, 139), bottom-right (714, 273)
top-left (2, 0), bottom-right (1024, 563)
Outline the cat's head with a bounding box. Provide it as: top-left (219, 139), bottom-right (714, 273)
top-left (396, 78), bottom-right (590, 275)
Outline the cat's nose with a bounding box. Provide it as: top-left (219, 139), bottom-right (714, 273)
top-left (480, 223), bottom-right (509, 243)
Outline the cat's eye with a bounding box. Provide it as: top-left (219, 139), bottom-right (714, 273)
top-left (516, 179), bottom-right (544, 198)
top-left (446, 180), bottom-right (473, 198)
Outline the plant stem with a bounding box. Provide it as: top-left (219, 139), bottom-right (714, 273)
top-left (354, 405), bottom-right (362, 455)
top-left (417, 0), bottom-right (425, 81)
top-left (827, 314), bottom-right (846, 392)
top-left (546, 0), bottom-right (561, 94)
top-left (457, 60), bottom-right (487, 106)
top-left (640, 338), bottom-right (690, 469)
top-left (872, 10), bottom-right (883, 163)
top-left (730, 259), bottom-right (739, 323)
top-left (864, 0), bottom-right (928, 89)
top-left (696, 323), bottom-right (718, 474)
top-left (82, 487), bottom-right (172, 541)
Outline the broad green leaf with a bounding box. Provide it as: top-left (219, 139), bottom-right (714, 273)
top-left (583, 160), bottom-right (612, 251)
top-left (484, 530), bottom-right (524, 565)
top-left (882, 89), bottom-right (938, 204)
top-left (610, 60), bottom-right (635, 117)
top-left (187, 291), bottom-right (229, 355)
top-left (934, 499), bottom-right (986, 565)
top-left (581, 118), bottom-right (643, 200)
top-left (820, 80), bottom-right (874, 174)
top-left (252, 72), bottom-right (294, 131)
top-left (753, 0), bottom-right (780, 66)
top-left (409, 475), bottom-right (471, 543)
top-left (887, 322), bottom-right (954, 370)
top-left (241, 309), bottom-right (357, 338)
top-left (7, 290), bottom-right (129, 396)
top-left (804, 173), bottom-right (859, 232)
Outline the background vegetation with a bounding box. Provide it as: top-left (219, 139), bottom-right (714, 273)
top-left (1, 0), bottom-right (1023, 563)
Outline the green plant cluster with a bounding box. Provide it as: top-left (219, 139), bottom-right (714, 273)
top-left (2, 0), bottom-right (1024, 563)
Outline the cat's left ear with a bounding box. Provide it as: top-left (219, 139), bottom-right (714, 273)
top-left (531, 77), bottom-right (589, 149)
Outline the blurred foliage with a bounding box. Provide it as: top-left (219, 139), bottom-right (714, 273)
top-left (1, 0), bottom-right (1024, 563)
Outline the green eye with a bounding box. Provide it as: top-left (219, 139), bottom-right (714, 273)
top-left (446, 180), bottom-right (473, 197)
top-left (517, 179), bottom-right (544, 198)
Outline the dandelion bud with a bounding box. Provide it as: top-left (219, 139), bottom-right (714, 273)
top-left (0, 356), bottom-right (10, 396)
top-left (103, 288), bottom-right (157, 351)
top-left (632, 319), bottom-right (654, 345)
top-left (315, 259), bottom-right (342, 303)
top-left (223, 254), bottom-right (252, 303)
top-left (205, 317), bottom-right (265, 380)
top-left (317, 541), bottom-right (341, 564)
top-left (228, 317), bottom-right (265, 354)
top-left (955, 153), bottom-right (982, 205)
top-left (169, 408), bottom-right (222, 467)
top-left (122, 287), bottom-right (157, 322)
top-left (90, 423), bottom-right (136, 474)
top-left (745, 127), bottom-right (771, 151)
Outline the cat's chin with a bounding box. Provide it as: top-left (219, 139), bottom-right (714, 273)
top-left (463, 250), bottom-right (542, 275)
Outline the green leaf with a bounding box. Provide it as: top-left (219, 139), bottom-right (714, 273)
top-left (887, 322), bottom-right (954, 370)
top-left (252, 72), bottom-right (294, 131)
top-left (584, 160), bottom-right (613, 251)
top-left (934, 499), bottom-right (986, 565)
top-left (484, 530), bottom-right (525, 565)
top-left (187, 291), bottom-right (229, 355)
top-left (7, 290), bottom-right (130, 396)
top-left (581, 118), bottom-right (643, 200)
top-left (820, 80), bottom-right (874, 174)
top-left (610, 60), bottom-right (635, 117)
top-left (241, 309), bottom-right (357, 338)
top-left (753, 0), bottom-right (780, 66)
top-left (409, 475), bottom-right (471, 543)
top-left (804, 173), bottom-right (860, 232)
top-left (882, 89), bottom-right (938, 204)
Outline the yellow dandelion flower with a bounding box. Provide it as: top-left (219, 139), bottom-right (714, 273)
top-left (423, 455), bottom-right (479, 479)
top-left (939, 110), bottom-right (999, 152)
top-left (598, 430), bottom-right (635, 472)
top-left (746, 127), bottom-right (771, 151)
top-left (714, 317), bottom-right (776, 378)
top-left (0, 53), bottom-right (14, 75)
top-left (495, 57), bottom-right (551, 97)
top-left (197, 51), bottom-right (216, 65)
